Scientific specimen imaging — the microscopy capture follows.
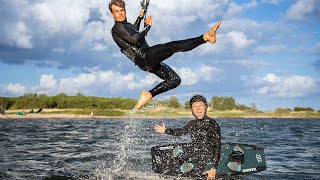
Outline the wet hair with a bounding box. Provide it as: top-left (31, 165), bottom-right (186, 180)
top-left (189, 95), bottom-right (208, 108)
top-left (109, 0), bottom-right (126, 13)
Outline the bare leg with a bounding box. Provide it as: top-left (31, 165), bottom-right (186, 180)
top-left (135, 91), bottom-right (152, 110)
top-left (203, 21), bottom-right (221, 43)
top-left (135, 63), bottom-right (181, 110)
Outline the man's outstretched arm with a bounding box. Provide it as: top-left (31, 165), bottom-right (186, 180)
top-left (113, 18), bottom-right (149, 44)
top-left (133, 9), bottom-right (145, 30)
top-left (115, 16), bottom-right (152, 44)
top-left (154, 121), bottom-right (192, 136)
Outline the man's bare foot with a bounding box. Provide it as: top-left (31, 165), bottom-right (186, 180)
top-left (135, 91), bottom-right (152, 110)
top-left (203, 21), bottom-right (221, 43)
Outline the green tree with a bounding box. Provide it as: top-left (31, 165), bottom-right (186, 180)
top-left (165, 96), bottom-right (181, 108)
top-left (294, 107), bottom-right (314, 111)
top-left (0, 97), bottom-right (14, 110)
top-left (184, 100), bottom-right (190, 109)
top-left (275, 108), bottom-right (292, 113)
top-left (211, 96), bottom-right (236, 110)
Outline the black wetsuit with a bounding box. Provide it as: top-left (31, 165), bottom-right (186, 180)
top-left (165, 116), bottom-right (221, 169)
top-left (111, 16), bottom-right (206, 97)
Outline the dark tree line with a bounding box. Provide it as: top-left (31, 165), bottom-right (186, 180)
top-left (0, 94), bottom-right (317, 112)
top-left (0, 93), bottom-right (136, 110)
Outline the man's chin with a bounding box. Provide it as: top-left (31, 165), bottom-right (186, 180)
top-left (115, 18), bottom-right (126, 22)
top-left (195, 114), bottom-right (205, 119)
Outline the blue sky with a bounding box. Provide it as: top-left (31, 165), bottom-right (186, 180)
top-left (0, 0), bottom-right (319, 110)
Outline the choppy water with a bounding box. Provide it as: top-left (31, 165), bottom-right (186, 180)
top-left (0, 117), bottom-right (319, 180)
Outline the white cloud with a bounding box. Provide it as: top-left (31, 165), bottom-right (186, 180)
top-left (0, 0), bottom-right (113, 52)
top-left (226, 31), bottom-right (255, 49)
top-left (51, 70), bottom-right (155, 95)
top-left (253, 73), bottom-right (317, 98)
top-left (175, 67), bottom-right (198, 86)
top-left (4, 83), bottom-right (27, 96)
top-left (173, 65), bottom-right (220, 86)
top-left (285, 0), bottom-right (320, 22)
top-left (9, 22), bottom-right (32, 49)
top-left (32, 0), bottom-right (89, 35)
top-left (90, 43), bottom-right (107, 52)
top-left (40, 74), bottom-right (58, 90)
top-left (150, 0), bottom-right (227, 20)
top-left (131, 0), bottom-right (230, 45)
top-left (199, 65), bottom-right (220, 81)
top-left (76, 21), bottom-right (112, 51)
top-left (198, 18), bottom-right (292, 57)
top-left (224, 0), bottom-right (257, 19)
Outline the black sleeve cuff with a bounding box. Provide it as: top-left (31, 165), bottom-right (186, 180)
top-left (144, 24), bottom-right (151, 32)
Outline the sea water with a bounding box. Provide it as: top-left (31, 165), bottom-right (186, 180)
top-left (0, 118), bottom-right (319, 180)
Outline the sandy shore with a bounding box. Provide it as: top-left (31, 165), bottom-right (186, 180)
top-left (0, 112), bottom-right (193, 119)
top-left (1, 109), bottom-right (319, 119)
top-left (1, 113), bottom-right (318, 119)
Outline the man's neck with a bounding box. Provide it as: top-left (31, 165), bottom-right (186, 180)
top-left (115, 19), bottom-right (127, 23)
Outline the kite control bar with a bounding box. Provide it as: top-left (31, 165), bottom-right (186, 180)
top-left (140, 0), bottom-right (150, 20)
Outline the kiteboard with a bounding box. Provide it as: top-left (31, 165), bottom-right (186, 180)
top-left (151, 143), bottom-right (266, 178)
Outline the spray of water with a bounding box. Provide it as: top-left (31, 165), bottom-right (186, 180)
top-left (92, 100), bottom-right (163, 179)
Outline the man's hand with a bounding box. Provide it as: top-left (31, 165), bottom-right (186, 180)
top-left (154, 122), bottom-right (165, 134)
top-left (139, 9), bottom-right (144, 19)
top-left (144, 15), bottom-right (153, 27)
top-left (202, 169), bottom-right (217, 180)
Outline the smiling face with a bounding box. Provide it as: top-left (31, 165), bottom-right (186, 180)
top-left (191, 101), bottom-right (207, 120)
top-left (110, 4), bottom-right (126, 22)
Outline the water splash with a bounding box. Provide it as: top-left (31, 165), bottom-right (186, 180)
top-left (92, 108), bottom-right (142, 179)
top-left (114, 109), bottom-right (140, 172)
top-left (91, 101), bottom-right (164, 179)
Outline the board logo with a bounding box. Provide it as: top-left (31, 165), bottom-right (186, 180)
top-left (256, 154), bottom-right (262, 163)
top-left (242, 168), bottom-right (257, 173)
top-left (159, 146), bottom-right (174, 150)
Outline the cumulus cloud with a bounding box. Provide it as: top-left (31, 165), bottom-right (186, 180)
top-left (0, 0), bottom-right (293, 68)
top-left (0, 0), bottom-right (113, 65)
top-left (54, 70), bottom-right (151, 95)
top-left (199, 29), bottom-right (255, 56)
top-left (47, 68), bottom-right (169, 95)
top-left (285, 0), bottom-right (320, 22)
top-left (32, 0), bottom-right (89, 35)
top-left (2, 83), bottom-right (27, 96)
top-left (0, 64), bottom-right (221, 97)
top-left (9, 22), bottom-right (33, 49)
top-left (253, 73), bottom-right (317, 98)
top-left (224, 0), bottom-right (257, 19)
top-left (175, 67), bottom-right (198, 86)
top-left (225, 31), bottom-right (255, 49)
top-left (40, 74), bottom-right (58, 90)
top-left (173, 65), bottom-right (220, 86)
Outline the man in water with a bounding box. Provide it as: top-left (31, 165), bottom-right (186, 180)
top-left (154, 95), bottom-right (221, 179)
top-left (109, 0), bottom-right (221, 109)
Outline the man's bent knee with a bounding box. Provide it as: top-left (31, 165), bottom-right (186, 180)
top-left (170, 75), bottom-right (181, 89)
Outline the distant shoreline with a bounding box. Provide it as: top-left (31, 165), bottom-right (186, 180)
top-left (1, 108), bottom-right (319, 119)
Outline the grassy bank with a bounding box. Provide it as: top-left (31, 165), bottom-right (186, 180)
top-left (2, 107), bottom-right (320, 118)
